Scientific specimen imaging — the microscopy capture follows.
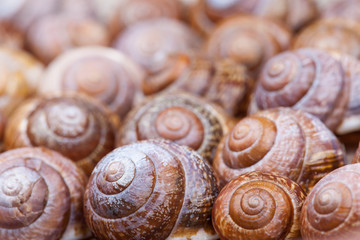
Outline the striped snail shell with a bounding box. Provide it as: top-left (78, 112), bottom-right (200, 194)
top-left (213, 171), bottom-right (306, 240)
top-left (0, 147), bottom-right (89, 240)
top-left (301, 163), bottom-right (360, 240)
top-left (117, 92), bottom-right (232, 163)
top-left (4, 94), bottom-right (119, 176)
top-left (251, 48), bottom-right (349, 131)
top-left (84, 140), bottom-right (219, 240)
top-left (213, 107), bottom-right (345, 192)
top-left (204, 15), bottom-right (291, 74)
top-left (38, 46), bottom-right (144, 119)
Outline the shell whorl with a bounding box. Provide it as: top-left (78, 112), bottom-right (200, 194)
top-left (204, 15), bottom-right (291, 72)
top-left (213, 108), bottom-right (345, 192)
top-left (118, 93), bottom-right (230, 163)
top-left (4, 95), bottom-right (117, 175)
top-left (301, 163), bottom-right (360, 240)
top-left (39, 47), bottom-right (144, 119)
top-left (253, 48), bottom-right (349, 131)
top-left (84, 140), bottom-right (218, 240)
top-left (213, 171), bottom-right (306, 240)
top-left (0, 147), bottom-right (88, 240)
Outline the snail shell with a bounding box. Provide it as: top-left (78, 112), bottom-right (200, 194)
top-left (352, 143), bottom-right (360, 163)
top-left (26, 14), bottom-right (109, 64)
top-left (213, 171), bottom-right (306, 240)
top-left (84, 139), bottom-right (219, 240)
top-left (190, 0), bottom-right (316, 34)
top-left (38, 46), bottom-right (145, 119)
top-left (250, 48), bottom-right (349, 131)
top-left (0, 47), bottom-right (44, 118)
top-left (108, 0), bottom-right (181, 38)
top-left (301, 163), bottom-right (360, 240)
top-left (213, 107), bottom-right (345, 192)
top-left (0, 147), bottom-right (89, 240)
top-left (0, 21), bottom-right (24, 49)
top-left (117, 92), bottom-right (232, 163)
top-left (204, 15), bottom-right (291, 74)
top-left (4, 94), bottom-right (119, 176)
top-left (113, 18), bottom-right (201, 74)
top-left (292, 18), bottom-right (360, 59)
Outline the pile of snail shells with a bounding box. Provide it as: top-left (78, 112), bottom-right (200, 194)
top-left (1, 0), bottom-right (360, 240)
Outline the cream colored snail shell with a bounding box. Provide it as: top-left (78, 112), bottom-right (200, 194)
top-left (84, 139), bottom-right (219, 240)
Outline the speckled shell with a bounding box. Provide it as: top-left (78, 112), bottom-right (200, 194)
top-left (213, 171), bottom-right (306, 240)
top-left (292, 18), bottom-right (360, 59)
top-left (26, 14), bottom-right (109, 64)
top-left (301, 163), bottom-right (360, 240)
top-left (204, 15), bottom-right (291, 74)
top-left (0, 47), bottom-right (44, 118)
top-left (108, 0), bottom-right (181, 38)
top-left (190, 0), bottom-right (316, 34)
top-left (0, 147), bottom-right (89, 240)
top-left (38, 46), bottom-right (144, 119)
top-left (4, 94), bottom-right (119, 176)
top-left (117, 92), bottom-right (232, 163)
top-left (250, 48), bottom-right (349, 132)
top-left (113, 18), bottom-right (201, 74)
top-left (84, 139), bottom-right (219, 240)
top-left (213, 108), bottom-right (345, 192)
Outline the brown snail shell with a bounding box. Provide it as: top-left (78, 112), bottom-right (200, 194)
top-left (0, 147), bottom-right (89, 240)
top-left (190, 0), bottom-right (316, 35)
top-left (4, 94), bottom-right (119, 176)
top-left (213, 107), bottom-right (345, 192)
top-left (84, 139), bottom-right (219, 240)
top-left (292, 18), bottom-right (360, 59)
top-left (0, 47), bottom-right (44, 118)
top-left (117, 92), bottom-right (232, 163)
top-left (213, 171), bottom-right (306, 240)
top-left (204, 15), bottom-right (291, 74)
top-left (113, 18), bottom-right (201, 74)
top-left (26, 14), bottom-right (109, 64)
top-left (250, 48), bottom-right (349, 132)
top-left (38, 46), bottom-right (145, 119)
top-left (301, 163), bottom-right (360, 240)
top-left (108, 0), bottom-right (181, 38)
top-left (0, 21), bottom-right (24, 49)
top-left (352, 143), bottom-right (360, 163)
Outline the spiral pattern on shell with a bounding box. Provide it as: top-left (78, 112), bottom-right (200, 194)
top-left (113, 18), bottom-right (201, 73)
top-left (252, 48), bottom-right (349, 131)
top-left (4, 94), bottom-right (118, 176)
top-left (26, 14), bottom-right (109, 64)
top-left (301, 163), bottom-right (360, 239)
top-left (84, 140), bottom-right (219, 240)
top-left (118, 92), bottom-right (231, 163)
top-left (0, 147), bottom-right (88, 240)
top-left (38, 47), bottom-right (144, 119)
top-left (204, 15), bottom-right (291, 72)
top-left (213, 171), bottom-right (306, 240)
top-left (213, 107), bottom-right (345, 192)
top-left (292, 18), bottom-right (360, 59)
